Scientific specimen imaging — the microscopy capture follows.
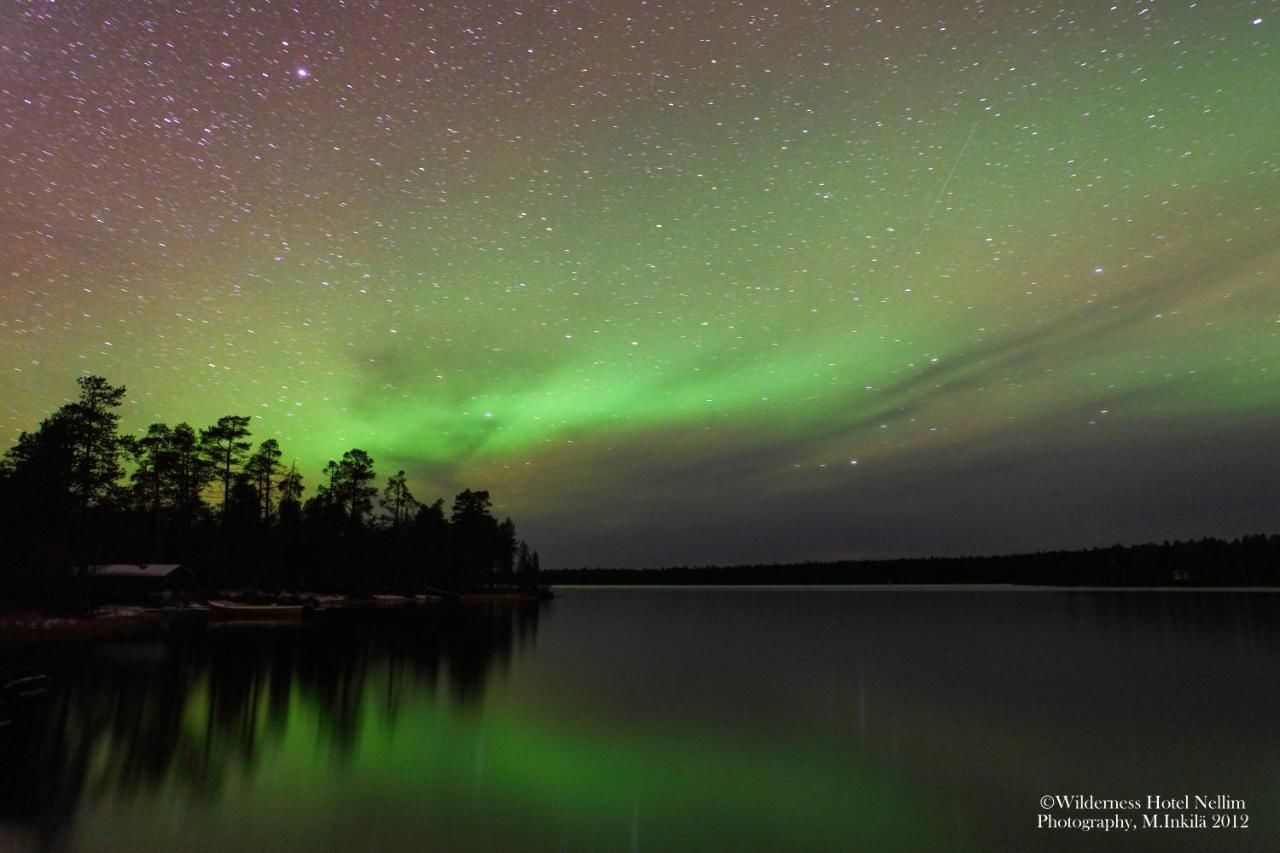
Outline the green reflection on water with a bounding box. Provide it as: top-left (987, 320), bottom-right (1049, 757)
top-left (19, 590), bottom-right (1280, 852)
top-left (59, 633), bottom-right (940, 852)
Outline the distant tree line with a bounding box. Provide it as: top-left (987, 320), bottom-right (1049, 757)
top-left (0, 376), bottom-right (541, 604)
top-left (547, 536), bottom-right (1280, 587)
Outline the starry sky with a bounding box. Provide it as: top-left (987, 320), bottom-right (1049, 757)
top-left (3, 0), bottom-right (1277, 567)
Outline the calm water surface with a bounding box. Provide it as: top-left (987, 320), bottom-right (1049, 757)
top-left (2, 587), bottom-right (1277, 851)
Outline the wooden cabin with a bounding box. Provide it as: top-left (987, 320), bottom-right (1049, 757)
top-left (89, 564), bottom-right (194, 601)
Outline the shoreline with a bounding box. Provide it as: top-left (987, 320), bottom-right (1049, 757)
top-left (0, 590), bottom-right (551, 647)
top-left (551, 582), bottom-right (1280, 592)
top-left (4, 582), bottom-right (1275, 647)
top-left (0, 606), bottom-right (167, 648)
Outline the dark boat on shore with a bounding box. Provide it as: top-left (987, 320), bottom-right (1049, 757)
top-left (307, 595), bottom-right (422, 619)
top-left (207, 600), bottom-right (305, 622)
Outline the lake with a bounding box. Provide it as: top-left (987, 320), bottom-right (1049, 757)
top-left (2, 587), bottom-right (1276, 851)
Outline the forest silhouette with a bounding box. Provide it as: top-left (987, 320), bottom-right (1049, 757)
top-left (0, 376), bottom-right (542, 604)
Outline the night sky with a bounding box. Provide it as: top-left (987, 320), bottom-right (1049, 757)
top-left (3, 1), bottom-right (1277, 567)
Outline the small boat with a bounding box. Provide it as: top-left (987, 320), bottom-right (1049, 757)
top-left (308, 597), bottom-right (411, 619)
top-left (207, 600), bottom-right (305, 622)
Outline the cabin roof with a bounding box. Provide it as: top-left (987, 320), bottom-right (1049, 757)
top-left (90, 563), bottom-right (187, 578)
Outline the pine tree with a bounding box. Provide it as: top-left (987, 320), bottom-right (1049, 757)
top-left (380, 470), bottom-right (418, 528)
top-left (200, 415), bottom-right (252, 516)
top-left (245, 438), bottom-right (283, 522)
top-left (66, 375), bottom-right (127, 511)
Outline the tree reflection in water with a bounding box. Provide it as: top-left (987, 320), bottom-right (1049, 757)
top-left (0, 601), bottom-right (544, 849)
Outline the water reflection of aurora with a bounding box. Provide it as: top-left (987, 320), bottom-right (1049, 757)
top-left (71, 688), bottom-right (938, 851)
top-left (24, 612), bottom-right (941, 852)
top-left (11, 588), bottom-right (1280, 851)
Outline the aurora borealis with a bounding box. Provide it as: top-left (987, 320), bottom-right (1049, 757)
top-left (2, 0), bottom-right (1277, 566)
